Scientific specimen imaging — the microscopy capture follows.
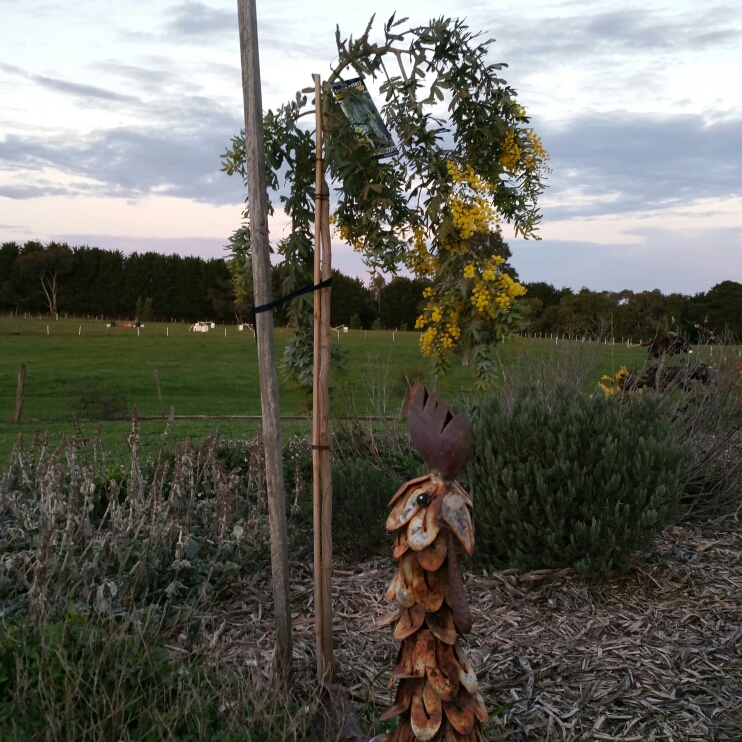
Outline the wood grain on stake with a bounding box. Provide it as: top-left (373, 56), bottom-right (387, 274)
top-left (237, 0), bottom-right (292, 687)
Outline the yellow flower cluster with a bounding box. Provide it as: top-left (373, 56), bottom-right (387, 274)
top-left (470, 260), bottom-right (526, 319)
top-left (598, 366), bottom-right (641, 398)
top-left (418, 302), bottom-right (462, 355)
top-left (416, 256), bottom-right (526, 358)
top-left (499, 127), bottom-right (550, 176)
top-left (407, 227), bottom-right (439, 277)
top-left (445, 161), bottom-right (496, 245)
top-left (338, 223), bottom-right (363, 252)
top-left (498, 130), bottom-right (522, 173)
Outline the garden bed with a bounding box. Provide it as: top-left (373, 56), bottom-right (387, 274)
top-left (197, 512), bottom-right (742, 741)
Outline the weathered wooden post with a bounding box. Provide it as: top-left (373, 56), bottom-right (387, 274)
top-left (236, 0), bottom-right (293, 687)
top-left (11, 364), bottom-right (26, 423)
top-left (375, 384), bottom-right (487, 742)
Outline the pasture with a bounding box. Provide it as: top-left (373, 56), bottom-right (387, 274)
top-left (0, 313), bottom-right (648, 460)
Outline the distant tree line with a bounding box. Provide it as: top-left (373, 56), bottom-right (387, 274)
top-left (524, 281), bottom-right (742, 341)
top-left (1, 240), bottom-right (740, 339)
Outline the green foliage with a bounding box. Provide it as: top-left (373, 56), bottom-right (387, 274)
top-left (470, 385), bottom-right (690, 573)
top-left (379, 276), bottom-right (430, 330)
top-left (0, 610), bottom-right (312, 742)
top-left (0, 241), bottom-right (233, 321)
top-left (135, 297), bottom-right (154, 322)
top-left (331, 458), bottom-right (402, 556)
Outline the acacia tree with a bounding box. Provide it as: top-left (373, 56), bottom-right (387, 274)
top-left (17, 242), bottom-right (74, 317)
top-left (222, 14), bottom-right (549, 386)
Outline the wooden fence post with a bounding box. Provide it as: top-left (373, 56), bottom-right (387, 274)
top-left (11, 364), bottom-right (26, 423)
top-left (237, 0), bottom-right (293, 689)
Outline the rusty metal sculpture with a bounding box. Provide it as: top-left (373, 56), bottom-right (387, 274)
top-left (375, 383), bottom-right (487, 742)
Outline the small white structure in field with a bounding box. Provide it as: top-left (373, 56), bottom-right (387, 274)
top-left (190, 321), bottom-right (210, 333)
top-left (238, 324), bottom-right (244, 331)
top-left (210, 322), bottom-right (216, 329)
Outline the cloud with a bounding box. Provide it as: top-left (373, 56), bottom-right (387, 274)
top-left (163, 1), bottom-right (234, 41)
top-left (0, 101), bottom-right (245, 205)
top-left (537, 112), bottom-right (742, 218)
top-left (479, 4), bottom-right (742, 65)
top-left (510, 226), bottom-right (742, 294)
top-left (0, 62), bottom-right (140, 104)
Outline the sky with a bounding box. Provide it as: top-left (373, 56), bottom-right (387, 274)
top-left (1, 0), bottom-right (741, 294)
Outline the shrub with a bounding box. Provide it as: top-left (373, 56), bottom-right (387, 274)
top-left (331, 458), bottom-right (403, 557)
top-left (469, 385), bottom-right (689, 573)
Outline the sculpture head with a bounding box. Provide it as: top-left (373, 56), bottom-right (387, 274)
top-left (406, 383), bottom-right (471, 480)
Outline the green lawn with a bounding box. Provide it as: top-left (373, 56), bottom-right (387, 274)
top-left (0, 314), bottom-right (649, 461)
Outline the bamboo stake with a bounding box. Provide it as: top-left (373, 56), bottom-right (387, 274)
top-left (311, 73), bottom-right (325, 682)
top-left (237, 0), bottom-right (293, 689)
top-left (319, 168), bottom-right (334, 680)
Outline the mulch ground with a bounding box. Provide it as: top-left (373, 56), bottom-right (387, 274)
top-left (203, 511), bottom-right (742, 741)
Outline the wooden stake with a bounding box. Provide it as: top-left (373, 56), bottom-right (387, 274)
top-left (311, 73), bottom-right (333, 682)
top-left (11, 364), bottom-right (26, 423)
top-left (237, 0), bottom-right (293, 689)
top-left (319, 167), bottom-right (334, 681)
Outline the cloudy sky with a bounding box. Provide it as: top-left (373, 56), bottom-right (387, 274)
top-left (1, 0), bottom-right (740, 293)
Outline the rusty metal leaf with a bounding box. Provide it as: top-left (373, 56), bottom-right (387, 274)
top-left (411, 681), bottom-right (442, 741)
top-left (380, 679), bottom-right (420, 721)
top-left (442, 692), bottom-right (475, 736)
top-left (378, 608), bottom-right (401, 628)
top-left (407, 384), bottom-right (472, 480)
top-left (388, 473), bottom-right (432, 506)
top-left (426, 605), bottom-right (457, 645)
top-left (387, 488), bottom-right (423, 531)
top-left (407, 492), bottom-right (442, 550)
top-left (445, 533), bottom-right (472, 634)
top-left (435, 641), bottom-right (461, 698)
top-left (390, 637), bottom-right (417, 687)
top-left (385, 570), bottom-right (400, 602)
top-left (392, 718), bottom-right (415, 742)
top-left (394, 604), bottom-right (426, 640)
top-left (410, 554), bottom-right (445, 612)
top-left (393, 528), bottom-right (411, 559)
top-left (417, 535), bottom-right (448, 571)
top-left (453, 641), bottom-right (478, 693)
top-left (440, 494), bottom-right (474, 556)
top-left (471, 691), bottom-right (488, 723)
top-left (411, 629), bottom-right (435, 677)
top-left (426, 664), bottom-right (457, 702)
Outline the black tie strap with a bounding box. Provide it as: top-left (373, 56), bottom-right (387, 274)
top-left (250, 277), bottom-right (332, 339)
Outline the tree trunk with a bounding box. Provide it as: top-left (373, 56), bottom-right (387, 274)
top-left (237, 0), bottom-right (293, 690)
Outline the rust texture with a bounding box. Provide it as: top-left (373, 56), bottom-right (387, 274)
top-left (377, 383), bottom-right (487, 742)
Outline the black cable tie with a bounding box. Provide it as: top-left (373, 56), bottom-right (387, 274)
top-left (250, 277), bottom-right (333, 341)
top-left (311, 444), bottom-right (331, 450)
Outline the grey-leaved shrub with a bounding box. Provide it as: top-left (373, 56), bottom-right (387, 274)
top-left (469, 385), bottom-right (690, 573)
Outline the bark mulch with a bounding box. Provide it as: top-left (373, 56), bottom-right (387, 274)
top-left (206, 512), bottom-right (742, 741)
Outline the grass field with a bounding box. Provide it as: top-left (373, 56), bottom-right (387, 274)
top-left (0, 314), bottom-right (649, 461)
